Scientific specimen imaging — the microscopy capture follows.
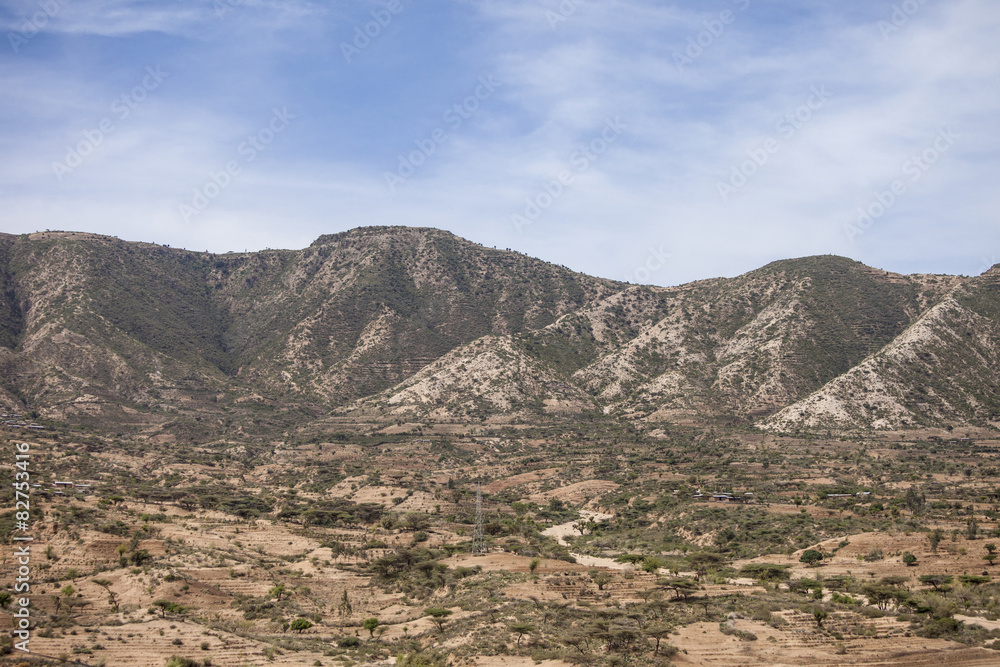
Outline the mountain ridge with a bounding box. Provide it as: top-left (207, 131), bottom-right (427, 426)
top-left (0, 227), bottom-right (995, 435)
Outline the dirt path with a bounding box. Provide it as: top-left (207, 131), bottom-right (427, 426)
top-left (542, 510), bottom-right (613, 546)
top-left (956, 614), bottom-right (1000, 631)
top-left (541, 511), bottom-right (633, 570)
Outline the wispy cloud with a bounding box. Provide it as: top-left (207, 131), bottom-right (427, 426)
top-left (0, 0), bottom-right (997, 284)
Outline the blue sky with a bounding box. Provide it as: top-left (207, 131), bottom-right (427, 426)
top-left (1, 0), bottom-right (998, 286)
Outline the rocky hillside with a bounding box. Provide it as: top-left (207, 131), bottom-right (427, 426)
top-left (0, 228), bottom-right (996, 434)
top-left (0, 229), bottom-right (618, 423)
top-left (762, 267), bottom-right (1000, 431)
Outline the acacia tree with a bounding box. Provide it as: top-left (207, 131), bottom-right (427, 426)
top-left (658, 577), bottom-right (698, 600)
top-left (647, 624), bottom-right (673, 655)
top-left (918, 574), bottom-right (953, 591)
top-left (508, 622), bottom-right (534, 646)
top-left (425, 608), bottom-right (452, 634)
top-left (152, 599), bottom-right (185, 618)
top-left (689, 552), bottom-right (723, 580)
top-left (800, 550), bottom-right (824, 567)
top-left (590, 570), bottom-right (613, 591)
top-left (92, 579), bottom-right (119, 612)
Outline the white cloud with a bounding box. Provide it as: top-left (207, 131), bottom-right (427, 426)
top-left (1, 0), bottom-right (998, 284)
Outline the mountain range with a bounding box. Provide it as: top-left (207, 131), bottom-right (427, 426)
top-left (1, 227), bottom-right (997, 436)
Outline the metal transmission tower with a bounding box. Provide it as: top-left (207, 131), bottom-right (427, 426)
top-left (472, 483), bottom-right (486, 554)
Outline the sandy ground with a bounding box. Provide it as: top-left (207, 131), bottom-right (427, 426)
top-left (541, 511), bottom-right (635, 570)
top-left (528, 480), bottom-right (620, 506)
top-left (955, 615), bottom-right (1000, 631)
top-left (670, 614), bottom-right (1000, 666)
top-left (468, 659), bottom-right (572, 667)
top-left (737, 530), bottom-right (1000, 582)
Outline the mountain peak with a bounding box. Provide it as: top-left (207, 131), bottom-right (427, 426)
top-left (310, 226), bottom-right (460, 247)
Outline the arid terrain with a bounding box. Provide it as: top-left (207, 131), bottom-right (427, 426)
top-left (1, 228), bottom-right (1000, 666)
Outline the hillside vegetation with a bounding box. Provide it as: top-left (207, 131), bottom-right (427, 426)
top-left (0, 228), bottom-right (996, 434)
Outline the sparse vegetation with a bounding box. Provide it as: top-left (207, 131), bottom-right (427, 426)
top-left (2, 230), bottom-right (1000, 665)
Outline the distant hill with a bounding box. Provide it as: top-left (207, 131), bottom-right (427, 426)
top-left (0, 228), bottom-right (996, 435)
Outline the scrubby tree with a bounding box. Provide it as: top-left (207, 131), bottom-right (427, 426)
top-left (658, 577), bottom-right (698, 600)
top-left (130, 549), bottom-right (151, 566)
top-left (269, 584), bottom-right (286, 601)
top-left (92, 579), bottom-right (119, 612)
top-left (739, 563), bottom-right (791, 582)
top-left (338, 589), bottom-right (353, 617)
top-left (919, 574), bottom-right (953, 591)
top-left (289, 618), bottom-right (313, 633)
top-left (862, 584), bottom-right (907, 611)
top-left (363, 617), bottom-right (380, 639)
top-left (967, 518), bottom-right (979, 540)
top-left (508, 622), bottom-right (534, 646)
top-left (689, 552), bottom-right (723, 580)
top-left (903, 552), bottom-right (917, 566)
top-left (647, 624), bottom-right (673, 655)
top-left (396, 651), bottom-right (447, 667)
top-left (800, 550), bottom-right (823, 567)
top-left (904, 488), bottom-right (925, 514)
top-left (164, 657), bottom-right (202, 667)
top-left (590, 569), bottom-right (612, 591)
top-left (424, 607), bottom-right (452, 633)
top-left (152, 599), bottom-right (186, 618)
top-left (928, 528), bottom-right (944, 553)
top-left (400, 512), bottom-right (430, 531)
top-left (642, 556), bottom-right (665, 574)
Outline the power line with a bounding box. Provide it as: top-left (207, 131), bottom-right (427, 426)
top-left (472, 482), bottom-right (485, 555)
